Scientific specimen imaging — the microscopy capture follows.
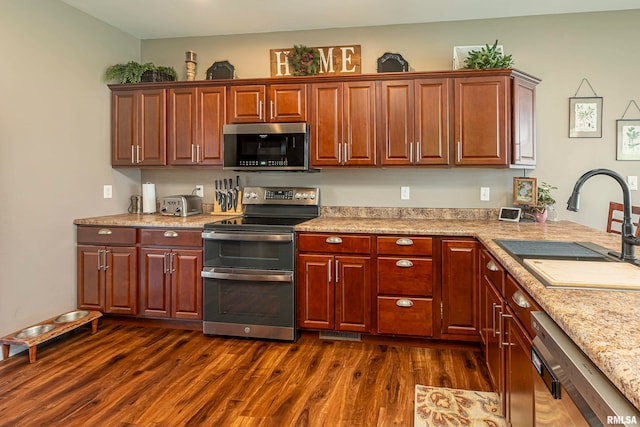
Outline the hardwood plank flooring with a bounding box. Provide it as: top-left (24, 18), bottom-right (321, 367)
top-left (0, 322), bottom-right (492, 426)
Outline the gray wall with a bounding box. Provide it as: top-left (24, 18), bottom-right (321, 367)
top-left (142, 10), bottom-right (640, 228)
top-left (0, 0), bottom-right (140, 354)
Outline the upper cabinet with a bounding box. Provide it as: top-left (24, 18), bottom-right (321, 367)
top-left (112, 88), bottom-right (167, 166)
top-left (167, 86), bottom-right (225, 166)
top-left (309, 81), bottom-right (377, 167)
top-left (379, 78), bottom-right (449, 166)
top-left (512, 77), bottom-right (537, 167)
top-left (228, 83), bottom-right (306, 123)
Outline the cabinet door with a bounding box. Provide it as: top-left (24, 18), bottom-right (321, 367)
top-left (229, 85), bottom-right (265, 123)
top-left (414, 78), bottom-right (449, 165)
top-left (269, 84), bottom-right (306, 122)
top-left (297, 254), bottom-right (334, 330)
top-left (505, 309), bottom-right (534, 426)
top-left (335, 255), bottom-right (371, 332)
top-left (309, 82), bottom-right (342, 166)
top-left (138, 89), bottom-right (167, 165)
top-left (77, 245), bottom-right (104, 311)
top-left (198, 86), bottom-right (225, 165)
top-left (104, 246), bottom-right (137, 315)
top-left (167, 88), bottom-right (197, 165)
top-left (380, 80), bottom-right (414, 165)
top-left (171, 249), bottom-right (203, 319)
top-left (453, 76), bottom-right (508, 167)
top-left (111, 90), bottom-right (137, 166)
top-left (140, 248), bottom-right (171, 317)
top-left (343, 81), bottom-right (376, 166)
top-left (441, 239), bottom-right (479, 337)
top-left (512, 77), bottom-right (536, 167)
top-left (484, 277), bottom-right (504, 407)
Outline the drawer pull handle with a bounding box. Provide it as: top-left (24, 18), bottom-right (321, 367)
top-left (511, 291), bottom-right (531, 308)
top-left (325, 236), bottom-right (343, 244)
top-left (396, 299), bottom-right (414, 308)
top-left (486, 261), bottom-right (500, 272)
top-left (395, 238), bottom-right (414, 246)
top-left (97, 229), bottom-right (112, 235)
top-left (164, 231), bottom-right (179, 238)
top-left (395, 259), bottom-right (414, 268)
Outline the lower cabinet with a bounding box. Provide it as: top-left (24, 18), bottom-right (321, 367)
top-left (504, 306), bottom-right (534, 427)
top-left (297, 234), bottom-right (372, 332)
top-left (139, 229), bottom-right (203, 320)
top-left (77, 226), bottom-right (137, 315)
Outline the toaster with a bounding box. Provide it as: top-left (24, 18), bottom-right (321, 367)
top-left (160, 195), bottom-right (203, 216)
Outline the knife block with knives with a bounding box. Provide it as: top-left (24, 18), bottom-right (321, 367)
top-left (211, 176), bottom-right (243, 215)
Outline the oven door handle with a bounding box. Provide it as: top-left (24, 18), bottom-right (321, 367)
top-left (201, 268), bottom-right (293, 283)
top-left (201, 231), bottom-right (293, 242)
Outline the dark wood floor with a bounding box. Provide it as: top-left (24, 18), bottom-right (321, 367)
top-left (0, 321), bottom-right (492, 426)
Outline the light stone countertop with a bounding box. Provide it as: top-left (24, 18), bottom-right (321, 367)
top-left (73, 211), bottom-right (640, 411)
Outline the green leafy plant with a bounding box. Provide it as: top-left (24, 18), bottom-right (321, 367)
top-left (286, 45), bottom-right (320, 76)
top-left (104, 61), bottom-right (177, 84)
top-left (535, 182), bottom-right (557, 213)
top-left (464, 40), bottom-right (514, 69)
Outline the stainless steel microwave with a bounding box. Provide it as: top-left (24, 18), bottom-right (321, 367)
top-left (223, 123), bottom-right (310, 171)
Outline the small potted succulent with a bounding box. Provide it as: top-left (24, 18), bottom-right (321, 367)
top-left (534, 182), bottom-right (558, 223)
top-left (104, 61), bottom-right (177, 84)
top-left (464, 40), bottom-right (514, 69)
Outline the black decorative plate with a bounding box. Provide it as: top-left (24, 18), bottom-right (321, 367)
top-left (377, 52), bottom-right (409, 73)
top-left (206, 60), bottom-right (235, 80)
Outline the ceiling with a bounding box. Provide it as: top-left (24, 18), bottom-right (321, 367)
top-left (61, 0), bottom-right (639, 40)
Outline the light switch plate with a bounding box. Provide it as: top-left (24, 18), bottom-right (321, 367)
top-left (400, 186), bottom-right (410, 200)
top-left (103, 185), bottom-right (112, 199)
top-left (480, 187), bottom-right (490, 201)
top-left (628, 176), bottom-right (638, 191)
top-left (195, 185), bottom-right (204, 198)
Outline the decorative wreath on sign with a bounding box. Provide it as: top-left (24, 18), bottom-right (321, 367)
top-left (286, 45), bottom-right (320, 76)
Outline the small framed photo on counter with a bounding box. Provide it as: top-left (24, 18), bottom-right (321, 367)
top-left (513, 177), bottom-right (537, 206)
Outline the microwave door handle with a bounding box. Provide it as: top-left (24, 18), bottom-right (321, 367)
top-left (201, 232), bottom-right (293, 242)
top-left (201, 269), bottom-right (293, 283)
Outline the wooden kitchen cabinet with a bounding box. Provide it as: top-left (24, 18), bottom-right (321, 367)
top-left (441, 238), bottom-right (479, 339)
top-left (376, 235), bottom-right (435, 337)
top-left (112, 88), bottom-right (166, 166)
top-left (76, 226), bottom-right (137, 315)
top-left (167, 86), bottom-right (225, 166)
top-left (309, 81), bottom-right (377, 167)
top-left (379, 79), bottom-right (449, 166)
top-left (297, 233), bottom-right (372, 332)
top-left (228, 83), bottom-right (306, 123)
top-left (139, 229), bottom-right (203, 320)
top-left (512, 77), bottom-right (537, 167)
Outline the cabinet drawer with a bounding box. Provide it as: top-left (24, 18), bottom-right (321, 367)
top-left (377, 257), bottom-right (433, 296)
top-left (505, 275), bottom-right (540, 338)
top-left (297, 233), bottom-right (371, 254)
top-left (77, 226), bottom-right (136, 245)
top-left (140, 229), bottom-right (202, 247)
top-left (377, 236), bottom-right (432, 256)
top-left (377, 296), bottom-right (433, 337)
top-left (481, 249), bottom-right (504, 294)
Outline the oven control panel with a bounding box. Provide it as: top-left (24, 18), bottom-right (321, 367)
top-left (243, 187), bottom-right (319, 205)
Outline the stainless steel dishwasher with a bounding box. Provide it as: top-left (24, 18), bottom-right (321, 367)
top-left (531, 311), bottom-right (640, 426)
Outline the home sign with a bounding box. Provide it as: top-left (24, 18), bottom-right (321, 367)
top-left (270, 45), bottom-right (361, 77)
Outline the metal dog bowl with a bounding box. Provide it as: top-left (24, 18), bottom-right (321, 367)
top-left (13, 324), bottom-right (56, 340)
top-left (54, 310), bottom-right (90, 324)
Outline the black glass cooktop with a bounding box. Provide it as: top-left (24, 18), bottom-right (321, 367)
top-left (204, 215), bottom-right (315, 231)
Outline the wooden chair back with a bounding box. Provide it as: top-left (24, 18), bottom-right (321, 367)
top-left (606, 201), bottom-right (640, 236)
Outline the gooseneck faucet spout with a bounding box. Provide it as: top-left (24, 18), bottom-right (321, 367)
top-left (567, 168), bottom-right (639, 263)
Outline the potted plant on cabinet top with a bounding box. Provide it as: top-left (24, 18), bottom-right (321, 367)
top-left (463, 40), bottom-right (514, 69)
top-left (534, 182), bottom-right (558, 223)
top-left (104, 61), bottom-right (177, 84)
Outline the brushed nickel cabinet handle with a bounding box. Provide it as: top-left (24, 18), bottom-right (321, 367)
top-left (511, 291), bottom-right (531, 309)
top-left (325, 236), bottom-right (343, 244)
top-left (416, 141), bottom-right (421, 163)
top-left (191, 144), bottom-right (196, 163)
top-left (196, 144), bottom-right (201, 163)
top-left (328, 259), bottom-right (332, 283)
top-left (98, 228), bottom-right (113, 235)
top-left (270, 100), bottom-right (274, 120)
top-left (259, 101), bottom-right (263, 121)
top-left (457, 141), bottom-right (462, 162)
top-left (395, 259), bottom-right (414, 268)
top-left (136, 145), bottom-right (141, 163)
top-left (131, 145), bottom-right (136, 164)
top-left (97, 249), bottom-right (103, 271)
top-left (335, 259), bottom-right (339, 283)
top-left (163, 253), bottom-right (170, 274)
top-left (102, 250), bottom-right (110, 270)
top-left (170, 253), bottom-right (176, 273)
top-left (486, 261), bottom-right (500, 272)
top-left (164, 230), bottom-right (179, 238)
top-left (343, 142), bottom-right (348, 165)
top-left (396, 299), bottom-right (414, 308)
top-left (501, 313), bottom-right (514, 347)
top-left (409, 142), bottom-right (413, 163)
top-left (396, 238), bottom-right (414, 246)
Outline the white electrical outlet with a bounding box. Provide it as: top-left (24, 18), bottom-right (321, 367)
top-left (195, 184), bottom-right (204, 197)
top-left (103, 185), bottom-right (112, 199)
top-left (628, 176), bottom-right (638, 191)
top-left (480, 187), bottom-right (490, 201)
top-left (400, 186), bottom-right (410, 200)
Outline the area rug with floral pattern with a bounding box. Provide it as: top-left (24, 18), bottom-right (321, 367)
top-left (414, 385), bottom-right (506, 426)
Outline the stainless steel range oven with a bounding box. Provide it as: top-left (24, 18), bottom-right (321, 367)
top-left (201, 186), bottom-right (319, 341)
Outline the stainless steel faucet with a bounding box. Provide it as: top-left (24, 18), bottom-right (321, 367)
top-left (567, 168), bottom-right (640, 264)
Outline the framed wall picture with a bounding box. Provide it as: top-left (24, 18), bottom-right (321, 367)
top-left (569, 97), bottom-right (603, 138)
top-left (616, 119), bottom-right (640, 160)
top-left (513, 177), bottom-right (537, 206)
